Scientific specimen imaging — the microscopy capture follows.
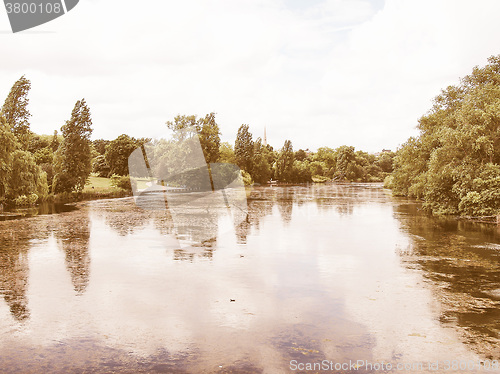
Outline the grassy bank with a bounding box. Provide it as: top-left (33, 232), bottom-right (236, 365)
top-left (53, 176), bottom-right (131, 204)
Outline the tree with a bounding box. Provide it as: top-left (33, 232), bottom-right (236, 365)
top-left (1, 76), bottom-right (32, 150)
top-left (234, 124), bottom-right (254, 173)
top-left (0, 115), bottom-right (18, 200)
top-left (92, 139), bottom-right (110, 155)
top-left (390, 55), bottom-right (500, 215)
top-left (274, 140), bottom-right (294, 182)
top-left (53, 99), bottom-right (93, 193)
top-left (51, 130), bottom-right (60, 152)
top-left (251, 138), bottom-right (272, 184)
top-left (295, 149), bottom-right (307, 161)
top-left (105, 134), bottom-right (140, 176)
top-left (6, 150), bottom-right (48, 201)
top-left (197, 112), bottom-right (221, 163)
top-left (92, 155), bottom-right (110, 177)
top-left (166, 114), bottom-right (198, 141)
top-left (219, 142), bottom-right (236, 164)
top-left (335, 145), bottom-right (355, 180)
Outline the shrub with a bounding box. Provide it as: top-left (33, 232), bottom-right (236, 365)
top-left (110, 174), bottom-right (136, 191)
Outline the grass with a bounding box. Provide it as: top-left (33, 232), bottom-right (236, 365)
top-left (83, 176), bottom-right (117, 192)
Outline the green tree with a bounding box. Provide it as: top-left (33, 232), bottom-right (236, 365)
top-left (197, 112), bottom-right (221, 163)
top-left (105, 134), bottom-right (140, 176)
top-left (51, 130), bottom-right (60, 152)
top-left (219, 142), bottom-right (236, 164)
top-left (92, 155), bottom-right (110, 177)
top-left (6, 150), bottom-right (48, 201)
top-left (92, 139), bottom-right (110, 155)
top-left (274, 140), bottom-right (294, 182)
top-left (234, 124), bottom-right (254, 173)
top-left (251, 137), bottom-right (272, 184)
top-left (1, 76), bottom-right (32, 150)
top-left (295, 149), bottom-right (307, 161)
top-left (391, 55), bottom-right (500, 215)
top-left (53, 99), bottom-right (93, 193)
top-left (0, 116), bottom-right (18, 200)
top-left (335, 145), bottom-right (355, 180)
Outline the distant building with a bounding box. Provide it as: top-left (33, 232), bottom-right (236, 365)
top-left (373, 149), bottom-right (392, 157)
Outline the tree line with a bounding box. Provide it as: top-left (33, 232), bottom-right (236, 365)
top-left (0, 76), bottom-right (395, 207)
top-left (387, 55), bottom-right (500, 216)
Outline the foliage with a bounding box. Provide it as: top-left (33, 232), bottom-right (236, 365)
top-left (110, 174), bottom-right (136, 192)
top-left (219, 142), bottom-right (236, 164)
top-left (234, 124), bottom-right (254, 173)
top-left (92, 154), bottom-right (111, 177)
top-left (274, 140), bottom-right (295, 182)
top-left (13, 193), bottom-right (38, 206)
top-left (251, 138), bottom-right (272, 184)
top-left (1, 76), bottom-right (32, 149)
top-left (53, 99), bottom-right (93, 193)
top-left (92, 139), bottom-right (111, 155)
top-left (33, 147), bottom-right (53, 165)
top-left (241, 170), bottom-right (253, 186)
top-left (6, 149), bottom-right (48, 201)
top-left (391, 55), bottom-right (500, 215)
top-left (105, 134), bottom-right (141, 176)
top-left (197, 112), bottom-right (221, 163)
top-left (0, 115), bottom-right (18, 199)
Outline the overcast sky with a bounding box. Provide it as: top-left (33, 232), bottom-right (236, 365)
top-left (1, 0), bottom-right (500, 152)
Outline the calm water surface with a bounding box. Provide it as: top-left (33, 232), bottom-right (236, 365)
top-left (0, 184), bottom-right (499, 373)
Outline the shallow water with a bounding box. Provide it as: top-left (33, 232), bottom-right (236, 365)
top-left (0, 184), bottom-right (499, 373)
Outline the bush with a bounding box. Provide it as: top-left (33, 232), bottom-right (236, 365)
top-left (383, 175), bottom-right (394, 189)
top-left (110, 174), bottom-right (136, 191)
top-left (13, 193), bottom-right (38, 206)
top-left (241, 170), bottom-right (253, 186)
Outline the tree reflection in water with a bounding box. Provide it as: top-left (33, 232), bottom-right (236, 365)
top-left (0, 218), bottom-right (49, 321)
top-left (393, 200), bottom-right (500, 359)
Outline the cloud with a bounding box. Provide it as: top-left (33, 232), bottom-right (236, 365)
top-left (1, 0), bottom-right (500, 152)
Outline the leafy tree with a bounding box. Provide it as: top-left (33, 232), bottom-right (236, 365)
top-left (1, 76), bottom-right (32, 149)
top-left (274, 140), bottom-right (294, 182)
top-left (33, 147), bottom-right (53, 165)
top-left (219, 142), bottom-right (236, 164)
top-left (105, 134), bottom-right (140, 176)
top-left (92, 155), bottom-right (110, 177)
top-left (391, 55), bottom-right (500, 215)
top-left (292, 160), bottom-right (312, 182)
top-left (234, 124), bottom-right (254, 173)
top-left (251, 138), bottom-right (272, 184)
top-left (335, 145), bottom-right (355, 180)
top-left (6, 150), bottom-right (48, 201)
top-left (51, 130), bottom-right (60, 152)
top-left (92, 139), bottom-right (110, 155)
top-left (197, 112), bottom-right (221, 163)
top-left (53, 99), bottom-right (93, 193)
top-left (0, 116), bottom-right (18, 200)
top-left (166, 114), bottom-right (198, 141)
top-left (295, 149), bottom-right (307, 161)
top-left (376, 151), bottom-right (395, 173)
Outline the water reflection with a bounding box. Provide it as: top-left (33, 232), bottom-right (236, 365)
top-left (0, 219), bottom-right (50, 322)
top-left (0, 241), bottom-right (30, 321)
top-left (53, 213), bottom-right (91, 294)
top-left (393, 200), bottom-right (500, 359)
top-left (0, 185), bottom-right (499, 372)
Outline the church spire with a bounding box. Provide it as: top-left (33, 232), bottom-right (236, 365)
top-left (263, 126), bottom-right (267, 146)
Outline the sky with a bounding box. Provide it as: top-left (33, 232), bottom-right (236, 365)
top-left (1, 0), bottom-right (500, 153)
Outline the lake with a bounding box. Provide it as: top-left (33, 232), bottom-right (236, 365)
top-left (0, 184), bottom-right (499, 373)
